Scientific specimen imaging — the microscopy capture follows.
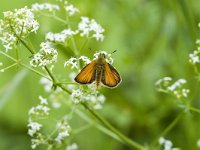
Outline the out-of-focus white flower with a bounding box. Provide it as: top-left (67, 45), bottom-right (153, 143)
top-left (30, 42), bottom-right (58, 67)
top-left (71, 89), bottom-right (83, 103)
top-left (155, 77), bottom-right (189, 99)
top-left (46, 28), bottom-right (78, 43)
top-left (78, 16), bottom-right (105, 42)
top-left (39, 77), bottom-right (53, 93)
top-left (28, 119), bottom-right (43, 137)
top-left (28, 96), bottom-right (50, 116)
top-left (64, 57), bottom-right (78, 69)
top-left (32, 3), bottom-right (60, 12)
top-left (66, 143), bottom-right (78, 150)
top-left (65, 4), bottom-right (79, 16)
top-left (93, 51), bottom-right (114, 64)
top-left (55, 121), bottom-right (71, 144)
top-left (0, 7), bottom-right (39, 51)
top-left (159, 137), bottom-right (180, 150)
top-left (197, 139), bottom-right (200, 148)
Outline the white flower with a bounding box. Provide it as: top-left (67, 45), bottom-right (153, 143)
top-left (197, 139), bottom-right (200, 147)
top-left (39, 96), bottom-right (48, 105)
top-left (27, 120), bottom-right (42, 137)
top-left (93, 51), bottom-right (114, 64)
top-left (158, 137), bottom-right (180, 150)
top-left (66, 143), bottom-right (78, 150)
top-left (46, 28), bottom-right (78, 43)
top-left (39, 77), bottom-right (53, 93)
top-left (79, 56), bottom-right (91, 64)
top-left (28, 96), bottom-right (50, 116)
top-left (32, 3), bottom-right (60, 12)
top-left (71, 89), bottom-right (83, 103)
top-left (30, 42), bottom-right (58, 67)
top-left (0, 7), bottom-right (39, 51)
top-left (78, 16), bottom-right (105, 41)
top-left (64, 57), bottom-right (78, 69)
top-left (55, 121), bottom-right (71, 144)
top-left (65, 4), bottom-right (79, 16)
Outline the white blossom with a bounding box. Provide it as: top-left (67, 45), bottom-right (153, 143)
top-left (64, 57), bottom-right (78, 69)
top-left (32, 3), bottom-right (60, 12)
top-left (28, 120), bottom-right (42, 137)
top-left (30, 42), bottom-right (58, 67)
top-left (93, 51), bottom-right (114, 64)
top-left (46, 28), bottom-right (78, 43)
top-left (64, 4), bottom-right (79, 16)
top-left (39, 77), bottom-right (53, 93)
top-left (197, 139), bottom-right (200, 147)
top-left (28, 96), bottom-right (50, 116)
top-left (0, 7), bottom-right (39, 51)
top-left (71, 89), bottom-right (83, 103)
top-left (55, 121), bottom-right (71, 144)
top-left (78, 16), bottom-right (105, 41)
top-left (159, 137), bottom-right (180, 150)
top-left (66, 143), bottom-right (78, 150)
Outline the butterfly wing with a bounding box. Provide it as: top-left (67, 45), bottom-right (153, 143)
top-left (101, 62), bottom-right (121, 88)
top-left (74, 61), bottom-right (96, 84)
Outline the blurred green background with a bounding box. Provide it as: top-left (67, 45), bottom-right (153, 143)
top-left (1, 0), bottom-right (200, 150)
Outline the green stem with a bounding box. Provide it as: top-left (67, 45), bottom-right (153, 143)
top-left (20, 39), bottom-right (36, 54)
top-left (150, 112), bottom-right (184, 148)
top-left (189, 106), bottom-right (200, 114)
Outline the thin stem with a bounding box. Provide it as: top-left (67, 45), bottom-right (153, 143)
top-left (42, 12), bottom-right (67, 24)
top-left (0, 51), bottom-right (50, 80)
top-left (189, 106), bottom-right (200, 114)
top-left (20, 39), bottom-right (36, 54)
top-left (150, 112), bottom-right (184, 148)
top-left (80, 102), bottom-right (146, 150)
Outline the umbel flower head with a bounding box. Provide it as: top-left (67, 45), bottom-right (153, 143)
top-left (0, 6), bottom-right (39, 51)
top-left (30, 42), bottom-right (58, 67)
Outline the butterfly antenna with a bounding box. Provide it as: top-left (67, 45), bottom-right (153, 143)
top-left (111, 50), bottom-right (117, 55)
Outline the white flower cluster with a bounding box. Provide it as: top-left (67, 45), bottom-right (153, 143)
top-left (71, 84), bottom-right (106, 109)
top-left (64, 55), bottom-right (91, 69)
top-left (0, 7), bottom-right (39, 51)
top-left (32, 3), bottom-right (60, 12)
top-left (30, 42), bottom-right (58, 67)
top-left (66, 143), bottom-right (78, 150)
top-left (93, 51), bottom-right (114, 64)
top-left (39, 77), bottom-right (53, 93)
top-left (46, 28), bottom-right (78, 43)
top-left (159, 137), bottom-right (180, 150)
top-left (197, 139), bottom-right (200, 148)
top-left (71, 89), bottom-right (83, 103)
top-left (65, 4), bottom-right (79, 16)
top-left (28, 96), bottom-right (50, 116)
top-left (189, 39), bottom-right (200, 64)
top-left (28, 119), bottom-right (43, 137)
top-left (78, 16), bottom-right (105, 41)
top-left (55, 120), bottom-right (71, 144)
top-left (155, 77), bottom-right (190, 99)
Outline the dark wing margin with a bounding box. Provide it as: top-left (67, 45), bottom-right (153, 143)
top-left (74, 61), bottom-right (96, 84)
top-left (101, 63), bottom-right (121, 88)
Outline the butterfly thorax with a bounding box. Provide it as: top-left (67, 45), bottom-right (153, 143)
top-left (95, 55), bottom-right (106, 87)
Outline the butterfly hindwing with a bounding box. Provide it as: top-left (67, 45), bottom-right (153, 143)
top-left (74, 61), bottom-right (96, 84)
top-left (101, 62), bottom-right (121, 87)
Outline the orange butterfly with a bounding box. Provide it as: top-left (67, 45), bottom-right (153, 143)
top-left (74, 53), bottom-right (121, 88)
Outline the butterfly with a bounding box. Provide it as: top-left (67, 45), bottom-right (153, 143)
top-left (74, 53), bottom-right (121, 88)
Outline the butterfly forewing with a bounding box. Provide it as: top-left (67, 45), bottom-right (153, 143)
top-left (101, 63), bottom-right (121, 87)
top-left (74, 61), bottom-right (97, 84)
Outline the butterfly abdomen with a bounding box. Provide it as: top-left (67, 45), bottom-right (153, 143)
top-left (95, 56), bottom-right (106, 87)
